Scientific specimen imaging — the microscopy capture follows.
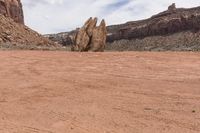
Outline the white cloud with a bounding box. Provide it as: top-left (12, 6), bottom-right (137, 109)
top-left (21, 0), bottom-right (200, 34)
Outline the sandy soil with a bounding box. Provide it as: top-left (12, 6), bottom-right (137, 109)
top-left (0, 51), bottom-right (200, 133)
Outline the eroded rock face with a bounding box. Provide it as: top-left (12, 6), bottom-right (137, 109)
top-left (72, 17), bottom-right (107, 52)
top-left (0, 14), bottom-right (59, 50)
top-left (0, 0), bottom-right (24, 24)
top-left (90, 20), bottom-right (107, 52)
top-left (168, 3), bottom-right (176, 12)
top-left (106, 3), bottom-right (200, 42)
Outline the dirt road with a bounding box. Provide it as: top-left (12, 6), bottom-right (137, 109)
top-left (0, 51), bottom-right (200, 133)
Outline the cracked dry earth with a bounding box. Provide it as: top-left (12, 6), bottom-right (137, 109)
top-left (0, 51), bottom-right (200, 133)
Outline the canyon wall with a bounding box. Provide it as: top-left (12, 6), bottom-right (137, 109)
top-left (0, 0), bottom-right (24, 24)
top-left (45, 4), bottom-right (200, 51)
top-left (0, 0), bottom-right (61, 50)
top-left (107, 3), bottom-right (200, 42)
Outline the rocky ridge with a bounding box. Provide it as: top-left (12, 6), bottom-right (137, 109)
top-left (106, 3), bottom-right (200, 42)
top-left (45, 4), bottom-right (200, 51)
top-left (0, 0), bottom-right (61, 50)
top-left (0, 15), bottom-right (60, 50)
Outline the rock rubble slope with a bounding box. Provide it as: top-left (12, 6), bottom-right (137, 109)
top-left (0, 0), bottom-right (60, 50)
top-left (0, 15), bottom-right (60, 50)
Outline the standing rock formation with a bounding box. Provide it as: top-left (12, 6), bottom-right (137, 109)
top-left (72, 17), bottom-right (107, 52)
top-left (0, 0), bottom-right (24, 24)
top-left (86, 17), bottom-right (97, 37)
top-left (168, 3), bottom-right (176, 12)
top-left (90, 20), bottom-right (107, 52)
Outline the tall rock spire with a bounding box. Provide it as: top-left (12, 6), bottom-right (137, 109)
top-left (72, 17), bottom-right (107, 52)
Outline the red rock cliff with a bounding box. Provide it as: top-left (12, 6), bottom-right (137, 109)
top-left (0, 0), bottom-right (24, 24)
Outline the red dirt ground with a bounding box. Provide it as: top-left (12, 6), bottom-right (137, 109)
top-left (0, 51), bottom-right (200, 133)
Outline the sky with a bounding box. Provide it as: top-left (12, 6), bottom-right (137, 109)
top-left (21, 0), bottom-right (200, 34)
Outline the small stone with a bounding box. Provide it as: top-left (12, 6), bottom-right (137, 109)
top-left (192, 110), bottom-right (196, 113)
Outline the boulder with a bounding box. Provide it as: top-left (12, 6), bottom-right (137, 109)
top-left (73, 26), bottom-right (90, 51)
top-left (72, 17), bottom-right (107, 52)
top-left (90, 20), bottom-right (107, 52)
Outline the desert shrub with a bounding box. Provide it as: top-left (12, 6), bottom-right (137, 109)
top-left (106, 31), bottom-right (200, 51)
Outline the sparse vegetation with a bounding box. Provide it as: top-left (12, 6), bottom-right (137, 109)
top-left (106, 31), bottom-right (200, 51)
